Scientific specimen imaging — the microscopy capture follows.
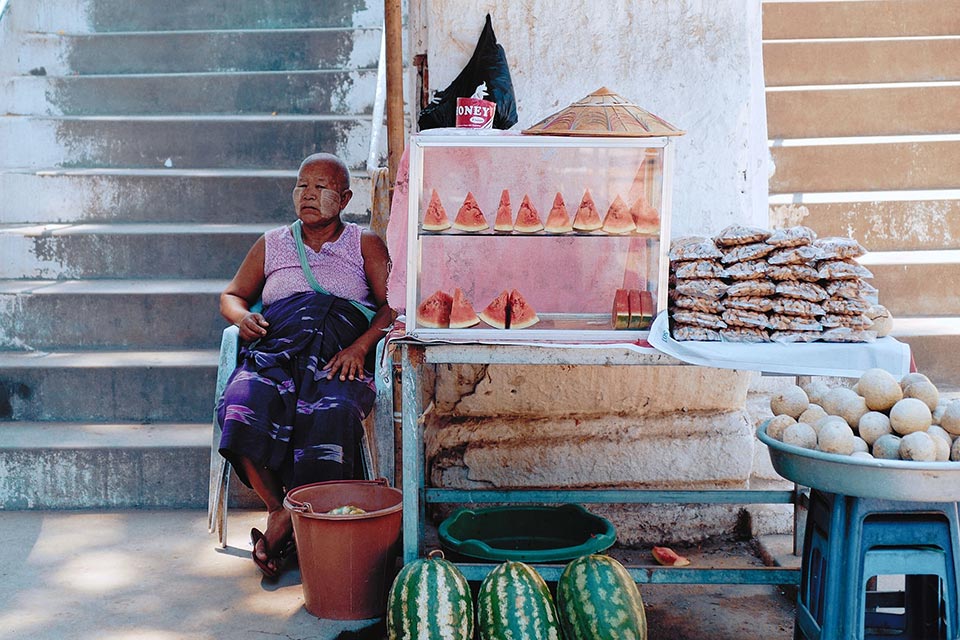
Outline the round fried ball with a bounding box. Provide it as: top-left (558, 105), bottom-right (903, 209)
top-left (822, 387), bottom-right (861, 418)
top-left (818, 422), bottom-right (856, 455)
top-left (937, 400), bottom-right (960, 436)
top-left (783, 422), bottom-right (818, 449)
top-left (837, 394), bottom-right (869, 429)
top-left (858, 412), bottom-right (892, 446)
top-left (889, 398), bottom-right (933, 435)
top-left (872, 434), bottom-right (902, 460)
top-left (851, 451), bottom-right (874, 460)
top-left (899, 431), bottom-right (937, 462)
top-left (801, 380), bottom-right (831, 407)
top-left (770, 385), bottom-right (809, 420)
top-left (904, 381), bottom-right (940, 411)
top-left (858, 368), bottom-right (902, 412)
top-left (798, 404), bottom-right (828, 427)
top-left (900, 372), bottom-right (931, 390)
top-left (766, 414), bottom-right (797, 441)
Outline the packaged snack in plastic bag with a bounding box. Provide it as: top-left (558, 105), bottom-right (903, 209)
top-left (672, 296), bottom-right (724, 314)
top-left (818, 260), bottom-right (874, 280)
top-left (772, 297), bottom-right (825, 317)
top-left (725, 296), bottom-right (775, 312)
top-left (674, 259), bottom-right (724, 279)
top-left (721, 242), bottom-right (775, 265)
top-left (673, 324), bottom-right (722, 342)
top-left (726, 280), bottom-right (776, 298)
top-left (714, 224), bottom-right (772, 247)
top-left (822, 296), bottom-right (871, 315)
top-left (814, 236), bottom-right (866, 260)
top-left (721, 260), bottom-right (769, 280)
top-left (766, 264), bottom-right (820, 282)
top-left (721, 309), bottom-right (770, 329)
top-left (775, 281), bottom-right (828, 302)
top-left (770, 330), bottom-right (821, 343)
top-left (827, 279), bottom-right (878, 300)
top-left (820, 327), bottom-right (876, 343)
top-left (674, 278), bottom-right (729, 299)
top-left (720, 327), bottom-right (770, 343)
top-left (768, 314), bottom-right (823, 332)
top-left (767, 245), bottom-right (824, 265)
top-left (766, 226), bottom-right (817, 248)
top-left (669, 236), bottom-right (724, 262)
top-left (820, 313), bottom-right (872, 329)
top-left (672, 311), bottom-right (727, 329)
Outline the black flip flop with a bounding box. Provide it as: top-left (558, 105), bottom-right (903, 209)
top-left (251, 527), bottom-right (296, 581)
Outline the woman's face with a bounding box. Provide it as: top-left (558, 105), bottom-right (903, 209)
top-left (293, 161), bottom-right (351, 224)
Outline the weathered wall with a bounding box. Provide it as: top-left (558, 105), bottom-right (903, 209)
top-left (411, 0), bottom-right (768, 235)
top-left (410, 0), bottom-right (782, 544)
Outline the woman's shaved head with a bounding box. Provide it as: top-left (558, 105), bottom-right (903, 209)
top-left (299, 153), bottom-right (350, 191)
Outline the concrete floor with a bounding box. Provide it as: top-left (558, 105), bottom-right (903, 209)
top-left (0, 509), bottom-right (797, 640)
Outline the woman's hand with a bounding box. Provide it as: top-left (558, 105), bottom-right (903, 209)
top-left (236, 313), bottom-right (269, 342)
top-left (322, 343), bottom-right (368, 381)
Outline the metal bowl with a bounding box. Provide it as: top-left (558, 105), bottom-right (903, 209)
top-left (758, 421), bottom-right (960, 502)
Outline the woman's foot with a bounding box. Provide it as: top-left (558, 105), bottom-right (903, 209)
top-left (251, 508), bottom-right (295, 580)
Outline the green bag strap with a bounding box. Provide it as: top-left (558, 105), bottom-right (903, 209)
top-left (290, 220), bottom-right (377, 323)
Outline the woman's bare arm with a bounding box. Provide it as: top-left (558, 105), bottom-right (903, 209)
top-left (322, 229), bottom-right (395, 381)
top-left (220, 236), bottom-right (269, 341)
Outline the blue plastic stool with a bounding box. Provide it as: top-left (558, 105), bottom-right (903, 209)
top-left (796, 489), bottom-right (960, 640)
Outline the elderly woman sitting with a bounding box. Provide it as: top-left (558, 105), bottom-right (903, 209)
top-left (216, 152), bottom-right (392, 580)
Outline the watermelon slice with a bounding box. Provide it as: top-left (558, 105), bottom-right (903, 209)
top-left (494, 189), bottom-right (514, 232)
top-left (544, 192), bottom-right (573, 234)
top-left (629, 196), bottom-right (660, 236)
top-left (627, 290), bottom-right (642, 329)
top-left (572, 190), bottom-right (602, 232)
top-left (602, 195), bottom-right (636, 234)
top-left (452, 191), bottom-right (489, 232)
top-left (449, 288), bottom-right (480, 329)
top-left (613, 289), bottom-right (630, 329)
top-left (652, 546), bottom-right (691, 567)
top-left (479, 290), bottom-right (510, 329)
top-left (508, 289), bottom-right (539, 329)
top-left (513, 195), bottom-right (544, 233)
top-left (417, 289), bottom-right (452, 328)
top-left (422, 189), bottom-right (451, 231)
top-left (637, 290), bottom-right (654, 329)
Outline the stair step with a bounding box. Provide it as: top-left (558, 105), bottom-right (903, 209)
top-left (860, 250), bottom-right (960, 317)
top-left (0, 115), bottom-right (373, 171)
top-left (0, 223), bottom-right (270, 279)
top-left (763, 37), bottom-right (960, 86)
top-left (769, 134), bottom-right (960, 193)
top-left (0, 350), bottom-right (217, 422)
top-left (0, 168), bottom-right (375, 224)
top-left (762, 0), bottom-right (960, 39)
top-left (0, 422), bottom-right (211, 508)
top-left (19, 0), bottom-right (383, 33)
top-left (3, 69), bottom-right (378, 116)
top-left (768, 190), bottom-right (960, 252)
top-left (0, 280), bottom-right (228, 349)
top-left (16, 28), bottom-right (381, 75)
top-left (891, 318), bottom-right (960, 387)
top-left (767, 82), bottom-right (960, 138)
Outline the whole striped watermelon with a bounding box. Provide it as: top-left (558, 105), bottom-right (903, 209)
top-left (557, 554), bottom-right (647, 640)
top-left (477, 561), bottom-right (562, 640)
top-left (386, 550), bottom-right (474, 640)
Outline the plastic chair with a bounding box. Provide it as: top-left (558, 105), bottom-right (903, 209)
top-left (207, 315), bottom-right (382, 548)
top-left (796, 489), bottom-right (960, 640)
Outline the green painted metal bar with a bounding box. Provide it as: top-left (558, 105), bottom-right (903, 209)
top-left (454, 563), bottom-right (800, 585)
top-left (425, 488), bottom-right (797, 505)
top-left (400, 344), bottom-right (425, 564)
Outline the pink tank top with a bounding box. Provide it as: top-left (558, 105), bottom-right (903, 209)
top-left (261, 223), bottom-right (376, 310)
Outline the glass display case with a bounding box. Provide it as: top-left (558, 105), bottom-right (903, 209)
top-left (405, 134), bottom-right (676, 341)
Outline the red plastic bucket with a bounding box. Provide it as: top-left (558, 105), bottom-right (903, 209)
top-left (283, 478), bottom-right (402, 619)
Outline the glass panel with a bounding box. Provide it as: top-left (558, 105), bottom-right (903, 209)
top-left (410, 137), bottom-right (671, 338)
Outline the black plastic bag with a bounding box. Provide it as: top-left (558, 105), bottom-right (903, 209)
top-left (418, 14), bottom-right (519, 131)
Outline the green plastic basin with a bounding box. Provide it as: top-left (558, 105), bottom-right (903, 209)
top-left (437, 503), bottom-right (616, 563)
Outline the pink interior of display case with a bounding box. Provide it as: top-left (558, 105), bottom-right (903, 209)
top-left (413, 144), bottom-right (664, 322)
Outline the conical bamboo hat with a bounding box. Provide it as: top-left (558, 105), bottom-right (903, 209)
top-left (522, 87), bottom-right (684, 138)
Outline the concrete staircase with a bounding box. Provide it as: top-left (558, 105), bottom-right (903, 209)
top-left (764, 0), bottom-right (960, 388)
top-left (0, 0), bottom-right (383, 508)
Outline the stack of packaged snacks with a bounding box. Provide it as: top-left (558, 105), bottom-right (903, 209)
top-left (668, 226), bottom-right (879, 343)
top-left (667, 237), bottom-right (726, 341)
top-left (814, 236), bottom-right (877, 342)
top-left (716, 225), bottom-right (775, 342)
